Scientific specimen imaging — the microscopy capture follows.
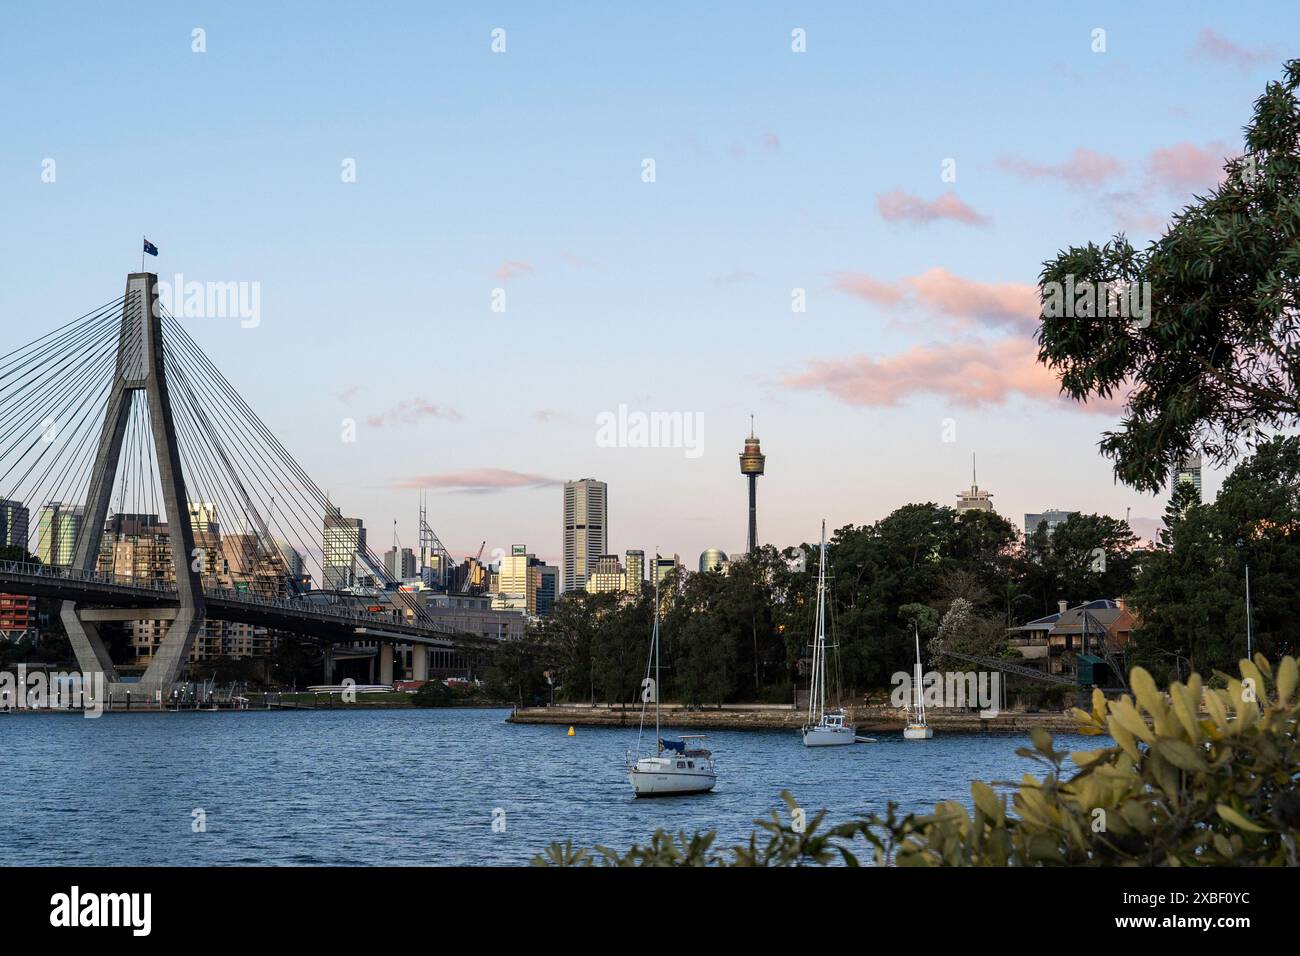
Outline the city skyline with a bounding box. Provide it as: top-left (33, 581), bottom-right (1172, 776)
top-left (4, 4), bottom-right (1292, 567)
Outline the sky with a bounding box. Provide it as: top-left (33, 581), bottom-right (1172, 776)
top-left (2, 2), bottom-right (1295, 569)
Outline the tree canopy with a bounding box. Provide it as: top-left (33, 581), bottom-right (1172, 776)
top-left (1036, 59), bottom-right (1300, 493)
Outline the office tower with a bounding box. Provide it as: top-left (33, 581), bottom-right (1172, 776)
top-left (0, 498), bottom-right (30, 552)
top-left (534, 562), bottom-right (558, 616)
top-left (323, 503), bottom-right (366, 590)
top-left (699, 548), bottom-right (727, 573)
top-left (37, 501), bottom-right (84, 567)
top-left (739, 422), bottom-right (765, 553)
top-left (654, 554), bottom-right (681, 585)
top-left (384, 546), bottom-right (417, 580)
top-left (188, 502), bottom-right (219, 535)
top-left (496, 544), bottom-right (539, 614)
top-left (1173, 454), bottom-right (1203, 503)
top-left (1023, 509), bottom-right (1075, 542)
top-left (563, 478), bottom-right (607, 593)
top-left (585, 554), bottom-right (625, 594)
top-left (0, 499), bottom-right (34, 639)
top-left (956, 454), bottom-right (994, 515)
top-left (624, 549), bottom-right (645, 594)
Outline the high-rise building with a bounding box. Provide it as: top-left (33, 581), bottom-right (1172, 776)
top-left (1173, 454), bottom-right (1203, 503)
top-left (624, 549), bottom-right (645, 594)
top-left (323, 504), bottom-right (366, 590)
top-left (563, 478), bottom-right (607, 593)
top-left (534, 561), bottom-right (558, 616)
top-left (956, 454), bottom-right (994, 515)
top-left (384, 546), bottom-right (417, 581)
top-left (0, 499), bottom-right (34, 639)
top-left (739, 422), bottom-right (766, 553)
top-left (655, 554), bottom-right (682, 585)
top-left (1024, 509), bottom-right (1075, 542)
top-left (699, 548), bottom-right (728, 573)
top-left (0, 498), bottom-right (30, 553)
top-left (37, 501), bottom-right (83, 567)
top-left (495, 544), bottom-right (539, 614)
top-left (585, 554), bottom-right (625, 594)
top-left (188, 502), bottom-right (219, 535)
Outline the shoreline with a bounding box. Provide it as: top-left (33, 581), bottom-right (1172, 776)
top-left (506, 704), bottom-right (1082, 734)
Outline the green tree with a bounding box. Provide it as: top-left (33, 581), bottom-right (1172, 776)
top-left (1130, 436), bottom-right (1300, 679)
top-left (1036, 60), bottom-right (1300, 492)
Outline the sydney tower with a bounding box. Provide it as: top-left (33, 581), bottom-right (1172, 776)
top-left (738, 421), bottom-right (766, 554)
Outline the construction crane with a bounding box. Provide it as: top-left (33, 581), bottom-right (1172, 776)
top-left (465, 540), bottom-right (487, 594)
top-left (417, 491), bottom-right (455, 588)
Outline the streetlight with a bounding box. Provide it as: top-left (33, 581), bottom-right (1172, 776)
top-left (1236, 538), bottom-right (1253, 659)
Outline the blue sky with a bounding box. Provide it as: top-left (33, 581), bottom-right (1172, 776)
top-left (2, 2), bottom-right (1295, 566)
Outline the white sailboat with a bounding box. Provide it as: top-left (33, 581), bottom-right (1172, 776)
top-left (802, 521), bottom-right (856, 747)
top-left (627, 559), bottom-right (717, 797)
top-left (903, 622), bottom-right (934, 740)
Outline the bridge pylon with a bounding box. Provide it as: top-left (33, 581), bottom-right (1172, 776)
top-left (63, 273), bottom-right (206, 700)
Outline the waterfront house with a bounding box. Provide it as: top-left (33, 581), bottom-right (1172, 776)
top-left (1009, 599), bottom-right (1135, 682)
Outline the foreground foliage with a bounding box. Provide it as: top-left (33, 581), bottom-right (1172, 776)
top-left (533, 657), bottom-right (1300, 866)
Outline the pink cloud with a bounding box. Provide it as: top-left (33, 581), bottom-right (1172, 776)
top-left (1146, 141), bottom-right (1232, 194)
top-left (831, 268), bottom-right (1038, 333)
top-left (784, 339), bottom-right (1123, 414)
top-left (1190, 29), bottom-right (1276, 68)
top-left (876, 189), bottom-right (990, 226)
top-left (906, 268), bottom-right (1039, 333)
top-left (366, 398), bottom-right (463, 428)
top-left (998, 147), bottom-right (1123, 188)
top-left (395, 468), bottom-right (562, 493)
top-left (495, 260), bottom-right (534, 283)
top-left (831, 271), bottom-right (907, 306)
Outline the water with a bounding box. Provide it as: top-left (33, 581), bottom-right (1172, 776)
top-left (0, 709), bottom-right (1101, 865)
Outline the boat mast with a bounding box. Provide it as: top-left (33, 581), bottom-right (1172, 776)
top-left (654, 555), bottom-right (661, 754)
top-left (810, 521), bottom-right (827, 724)
top-left (913, 622), bottom-right (926, 725)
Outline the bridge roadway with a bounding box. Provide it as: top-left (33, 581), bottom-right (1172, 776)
top-left (0, 560), bottom-right (494, 650)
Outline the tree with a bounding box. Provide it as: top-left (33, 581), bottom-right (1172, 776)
top-left (1036, 60), bottom-right (1300, 493)
top-left (1130, 436), bottom-right (1300, 679)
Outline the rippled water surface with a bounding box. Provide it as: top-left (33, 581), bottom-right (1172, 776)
top-left (0, 709), bottom-right (1101, 865)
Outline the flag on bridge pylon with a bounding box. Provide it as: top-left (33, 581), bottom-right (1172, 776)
top-left (142, 238), bottom-right (158, 256)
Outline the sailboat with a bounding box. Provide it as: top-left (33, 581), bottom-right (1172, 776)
top-left (903, 622), bottom-right (934, 740)
top-left (627, 558), bottom-right (717, 797)
top-left (801, 521), bottom-right (856, 747)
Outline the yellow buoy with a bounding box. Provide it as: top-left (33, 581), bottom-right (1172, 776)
top-left (567, 725), bottom-right (575, 736)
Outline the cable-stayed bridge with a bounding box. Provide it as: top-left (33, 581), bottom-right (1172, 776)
top-left (0, 273), bottom-right (490, 700)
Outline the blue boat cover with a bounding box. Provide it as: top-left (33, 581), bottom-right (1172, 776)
top-left (660, 738), bottom-right (685, 753)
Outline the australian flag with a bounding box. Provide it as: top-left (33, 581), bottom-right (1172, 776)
top-left (142, 238), bottom-right (158, 257)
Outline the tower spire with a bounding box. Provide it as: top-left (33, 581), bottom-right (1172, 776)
top-left (739, 420), bottom-right (766, 553)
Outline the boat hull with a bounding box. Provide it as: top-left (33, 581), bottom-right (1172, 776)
top-left (629, 768), bottom-right (717, 797)
top-left (628, 754), bottom-right (716, 796)
top-left (801, 725), bottom-right (857, 747)
top-left (903, 724), bottom-right (934, 740)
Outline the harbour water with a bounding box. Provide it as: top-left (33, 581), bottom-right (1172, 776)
top-left (0, 708), bottom-right (1101, 866)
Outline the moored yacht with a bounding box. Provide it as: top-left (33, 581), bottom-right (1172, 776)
top-left (802, 521), bottom-right (856, 747)
top-left (627, 558), bottom-right (717, 796)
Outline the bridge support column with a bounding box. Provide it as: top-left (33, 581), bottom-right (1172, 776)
top-left (322, 645), bottom-right (334, 684)
top-left (378, 643), bottom-right (394, 686)
top-left (64, 274), bottom-right (207, 698)
top-left (411, 645), bottom-right (428, 682)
